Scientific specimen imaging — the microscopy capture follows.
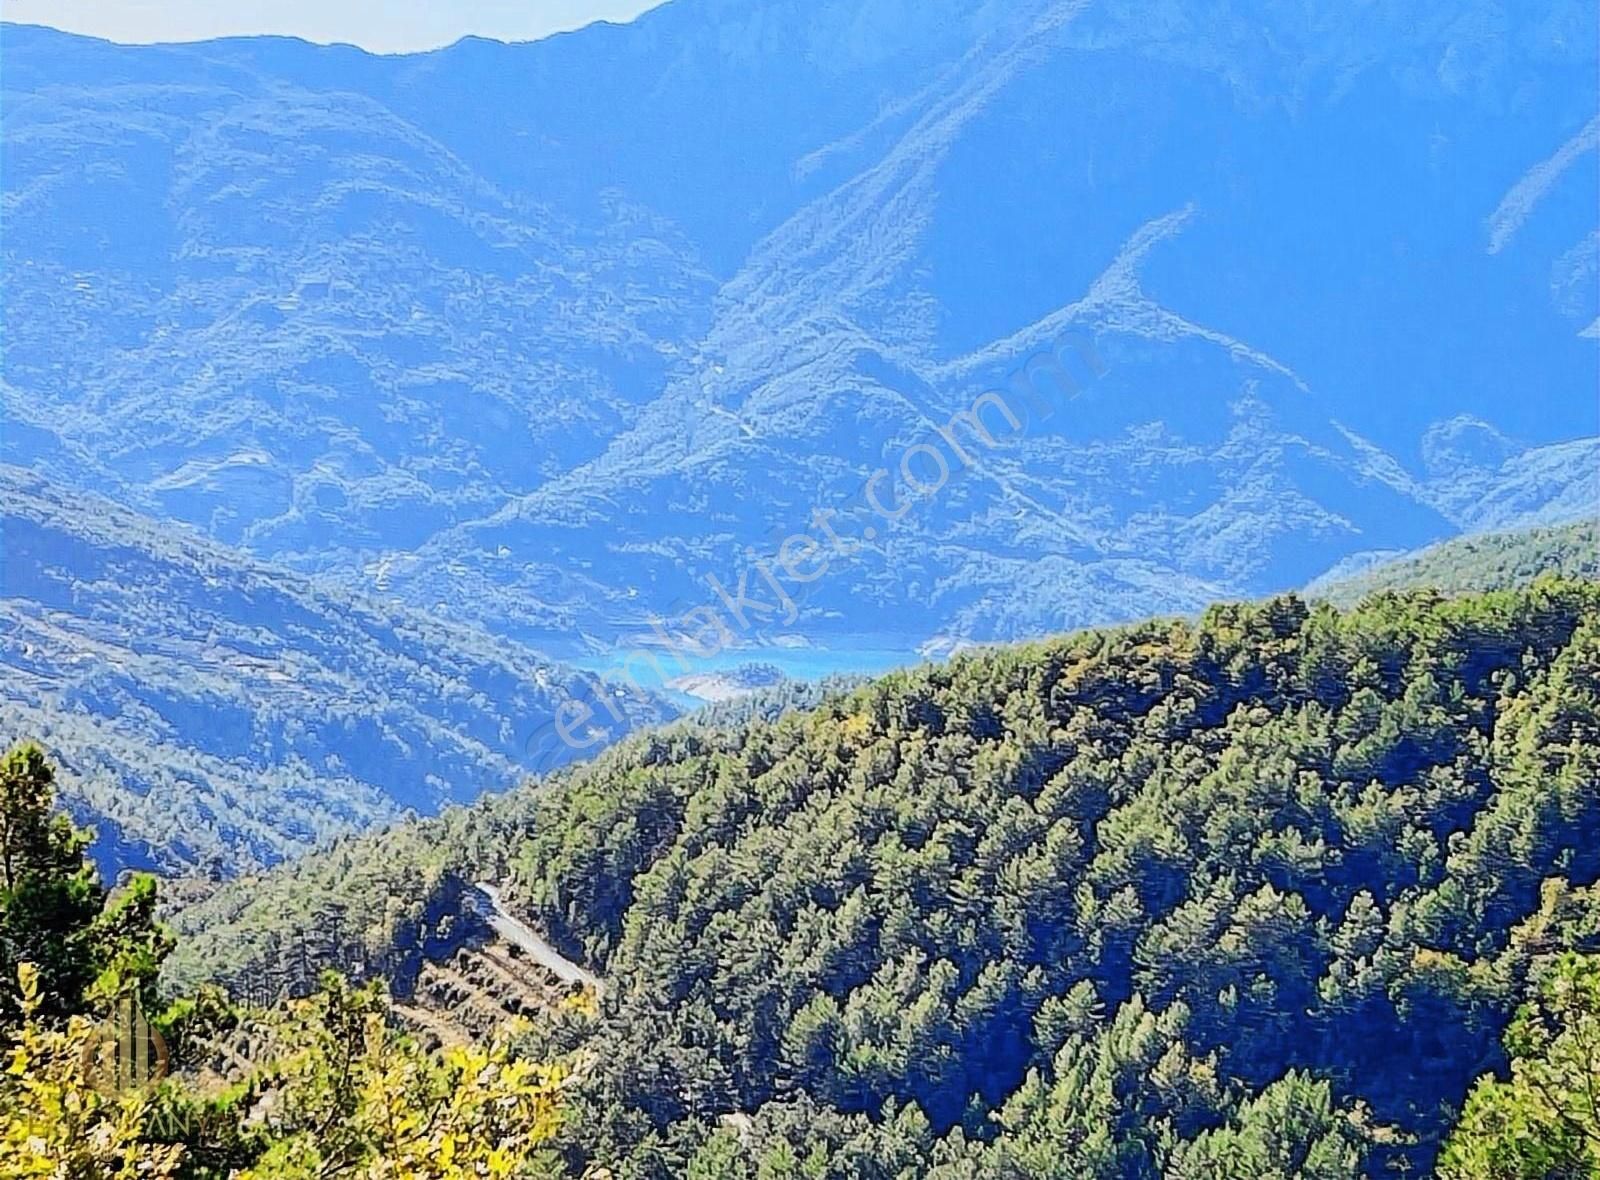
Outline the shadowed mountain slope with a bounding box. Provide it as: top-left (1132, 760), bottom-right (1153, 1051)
top-left (0, 465), bottom-right (672, 875)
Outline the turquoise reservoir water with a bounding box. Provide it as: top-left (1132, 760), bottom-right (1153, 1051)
top-left (574, 644), bottom-right (921, 696)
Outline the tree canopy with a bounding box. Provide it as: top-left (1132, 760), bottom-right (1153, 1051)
top-left (0, 742), bottom-right (572, 1178)
top-left (129, 580), bottom-right (1600, 1175)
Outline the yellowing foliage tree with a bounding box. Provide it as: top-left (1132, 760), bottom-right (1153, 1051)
top-left (0, 740), bottom-right (573, 1179)
top-left (0, 962), bottom-right (183, 1180)
top-left (236, 974), bottom-right (568, 1179)
top-left (1, 968), bottom-right (572, 1179)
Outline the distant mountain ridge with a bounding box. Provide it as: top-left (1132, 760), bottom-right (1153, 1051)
top-left (1308, 516), bottom-right (1599, 605)
top-left (2, 3), bottom-right (1596, 655)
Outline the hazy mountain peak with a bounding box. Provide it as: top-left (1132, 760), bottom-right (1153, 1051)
top-left (1422, 415), bottom-right (1522, 478)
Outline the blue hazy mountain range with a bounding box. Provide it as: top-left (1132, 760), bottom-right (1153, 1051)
top-left (2, 4), bottom-right (1596, 656)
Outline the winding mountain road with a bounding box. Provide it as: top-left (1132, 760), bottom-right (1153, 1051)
top-left (471, 882), bottom-right (602, 992)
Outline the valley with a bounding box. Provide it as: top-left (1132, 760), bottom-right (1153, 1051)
top-left (0, 2), bottom-right (1596, 1175)
top-left (4, 4), bottom-right (1596, 664)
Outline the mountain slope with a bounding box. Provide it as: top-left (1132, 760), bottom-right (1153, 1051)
top-left (1309, 517), bottom-right (1599, 605)
top-left (0, 26), bottom-right (712, 637)
top-left (0, 465), bottom-right (672, 875)
top-left (164, 579), bottom-right (1600, 1176)
top-left (4, 4), bottom-right (1596, 655)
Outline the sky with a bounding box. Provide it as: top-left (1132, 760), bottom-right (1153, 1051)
top-left (3, 0), bottom-right (667, 54)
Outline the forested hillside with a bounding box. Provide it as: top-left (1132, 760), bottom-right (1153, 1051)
top-left (165, 580), bottom-right (1600, 1176)
top-left (1310, 518), bottom-right (1599, 606)
top-left (0, 465), bottom-right (671, 876)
